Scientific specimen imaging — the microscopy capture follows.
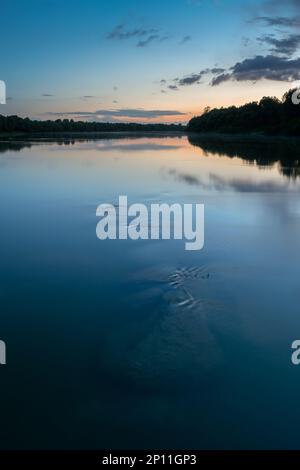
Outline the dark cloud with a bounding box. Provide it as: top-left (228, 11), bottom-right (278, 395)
top-left (165, 67), bottom-right (225, 88)
top-left (258, 33), bottom-right (300, 55)
top-left (211, 55), bottom-right (300, 85)
top-left (162, 53), bottom-right (300, 89)
top-left (177, 72), bottom-right (204, 86)
top-left (254, 16), bottom-right (300, 27)
top-left (41, 93), bottom-right (54, 97)
top-left (210, 67), bottom-right (226, 74)
top-left (211, 73), bottom-right (232, 86)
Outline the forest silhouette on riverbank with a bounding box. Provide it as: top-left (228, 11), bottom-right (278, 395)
top-left (187, 89), bottom-right (300, 136)
top-left (2, 88), bottom-right (300, 137)
top-left (0, 115), bottom-right (184, 134)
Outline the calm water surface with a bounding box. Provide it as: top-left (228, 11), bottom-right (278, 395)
top-left (0, 135), bottom-right (300, 449)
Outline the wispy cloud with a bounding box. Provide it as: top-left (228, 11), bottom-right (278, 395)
top-left (242, 36), bottom-right (250, 47)
top-left (107, 23), bottom-right (169, 48)
top-left (179, 35), bottom-right (192, 45)
top-left (80, 95), bottom-right (97, 101)
top-left (41, 93), bottom-right (54, 97)
top-left (45, 108), bottom-right (186, 120)
top-left (137, 34), bottom-right (160, 48)
top-left (187, 0), bottom-right (211, 5)
top-left (107, 23), bottom-right (158, 40)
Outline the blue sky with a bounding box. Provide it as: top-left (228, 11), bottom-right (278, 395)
top-left (1, 0), bottom-right (300, 122)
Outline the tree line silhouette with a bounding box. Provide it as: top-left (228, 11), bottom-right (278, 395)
top-left (2, 88), bottom-right (300, 137)
top-left (187, 89), bottom-right (300, 136)
top-left (0, 115), bottom-right (184, 134)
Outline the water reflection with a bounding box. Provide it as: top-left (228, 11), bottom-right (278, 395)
top-left (0, 135), bottom-right (300, 449)
top-left (166, 168), bottom-right (299, 192)
top-left (0, 133), bottom-right (184, 153)
top-left (188, 134), bottom-right (300, 179)
top-left (1, 133), bottom-right (300, 179)
top-left (0, 141), bottom-right (33, 153)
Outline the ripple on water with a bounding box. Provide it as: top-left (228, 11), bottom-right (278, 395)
top-left (167, 265), bottom-right (210, 288)
top-left (114, 264), bottom-right (226, 391)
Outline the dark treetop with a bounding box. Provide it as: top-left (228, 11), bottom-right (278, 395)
top-left (187, 89), bottom-right (300, 137)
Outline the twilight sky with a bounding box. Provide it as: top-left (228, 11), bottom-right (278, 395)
top-left (2, 0), bottom-right (300, 123)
